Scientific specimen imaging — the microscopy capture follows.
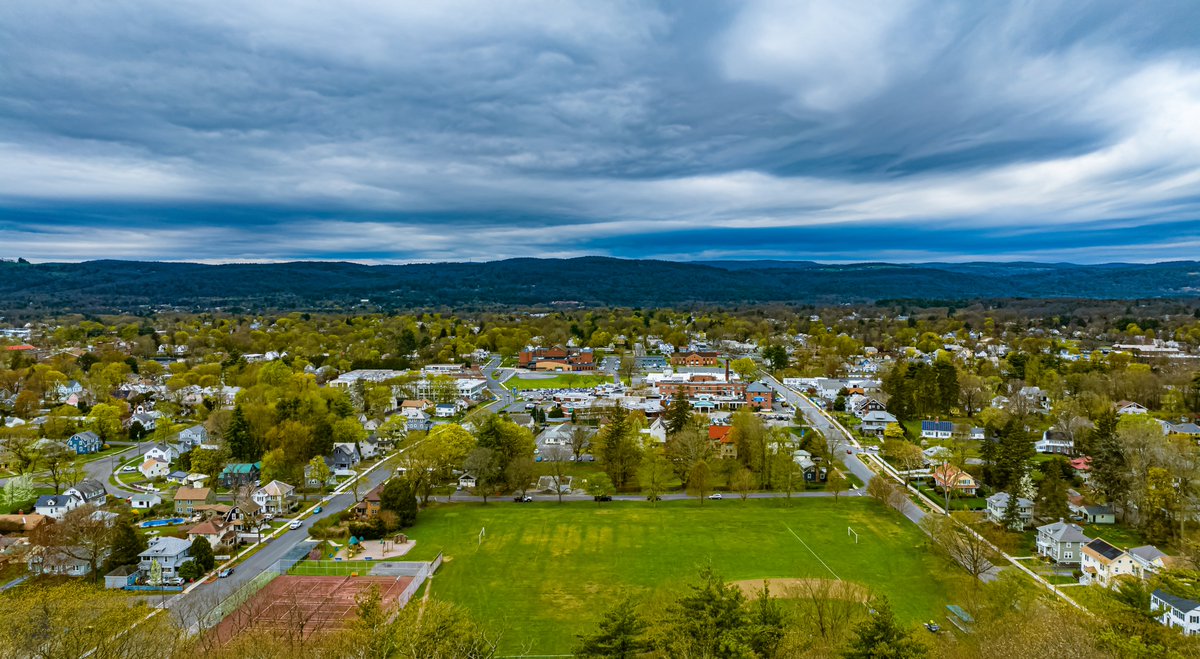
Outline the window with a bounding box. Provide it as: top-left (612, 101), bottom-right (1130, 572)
top-left (1190, 615), bottom-right (1199, 623)
top-left (1064, 552), bottom-right (1072, 559)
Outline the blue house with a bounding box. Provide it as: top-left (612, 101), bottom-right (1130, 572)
top-left (66, 431), bottom-right (103, 455)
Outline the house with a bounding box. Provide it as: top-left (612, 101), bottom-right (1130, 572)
top-left (709, 425), bottom-right (738, 460)
top-left (252, 480), bottom-right (296, 515)
top-left (167, 470), bottom-right (190, 485)
top-left (860, 410), bottom-right (898, 436)
top-left (745, 382), bottom-right (775, 410)
top-left (0, 513), bottom-right (47, 533)
top-left (329, 444), bottom-right (361, 472)
top-left (1035, 519), bottom-right (1092, 565)
top-left (434, 403), bottom-right (456, 417)
top-left (792, 450), bottom-right (827, 482)
top-left (139, 458), bottom-right (170, 480)
top-left (66, 430), bottom-right (103, 455)
top-left (931, 464), bottom-right (978, 496)
top-left (1115, 401), bottom-right (1149, 416)
top-left (969, 427), bottom-right (986, 440)
top-left (920, 420), bottom-right (953, 440)
top-left (1034, 430), bottom-right (1073, 455)
top-left (1129, 545), bottom-right (1170, 580)
top-left (639, 417), bottom-right (668, 444)
top-left (1151, 590), bottom-right (1200, 636)
top-left (35, 494), bottom-right (81, 519)
top-left (1080, 504), bottom-right (1115, 525)
top-left (219, 462), bottom-right (261, 489)
top-left (1168, 422), bottom-right (1200, 437)
top-left (355, 482), bottom-right (385, 517)
top-left (304, 461), bottom-right (335, 488)
top-left (985, 492), bottom-right (1033, 529)
top-left (850, 396), bottom-right (888, 419)
top-left (173, 487), bottom-right (214, 515)
top-left (143, 443), bottom-right (178, 464)
top-left (1081, 538), bottom-right (1137, 587)
top-left (104, 564), bottom-right (140, 590)
top-left (186, 519), bottom-right (234, 547)
top-left (177, 424), bottom-right (208, 447)
top-left (129, 412), bottom-right (157, 433)
top-left (27, 545), bottom-right (97, 577)
top-left (138, 536), bottom-right (192, 577)
top-left (130, 492), bottom-right (162, 510)
top-left (65, 479), bottom-right (107, 506)
top-left (458, 473), bottom-right (477, 489)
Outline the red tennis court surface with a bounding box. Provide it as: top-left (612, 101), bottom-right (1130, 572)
top-left (211, 574), bottom-right (413, 643)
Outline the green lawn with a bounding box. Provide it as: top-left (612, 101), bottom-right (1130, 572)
top-left (508, 373), bottom-right (613, 390)
top-left (400, 498), bottom-right (960, 655)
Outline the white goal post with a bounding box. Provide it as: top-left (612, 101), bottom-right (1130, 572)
top-left (478, 526), bottom-right (486, 546)
top-left (847, 527), bottom-right (859, 544)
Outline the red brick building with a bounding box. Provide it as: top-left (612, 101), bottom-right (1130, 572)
top-left (670, 351), bottom-right (721, 367)
top-left (518, 346), bottom-right (596, 371)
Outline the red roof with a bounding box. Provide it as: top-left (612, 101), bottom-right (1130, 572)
top-left (1069, 456), bottom-right (1092, 472)
top-left (708, 426), bottom-right (733, 443)
top-left (4, 345), bottom-right (35, 351)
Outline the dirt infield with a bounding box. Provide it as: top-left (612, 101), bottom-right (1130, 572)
top-left (211, 574), bottom-right (413, 643)
top-left (730, 578), bottom-right (870, 602)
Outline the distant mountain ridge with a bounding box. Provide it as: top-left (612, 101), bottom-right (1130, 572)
top-left (0, 257), bottom-right (1197, 311)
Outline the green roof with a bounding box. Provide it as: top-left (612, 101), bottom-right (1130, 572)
top-left (221, 462), bottom-right (260, 475)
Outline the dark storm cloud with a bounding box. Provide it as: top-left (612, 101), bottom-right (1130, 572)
top-left (1, 1), bottom-right (1199, 263)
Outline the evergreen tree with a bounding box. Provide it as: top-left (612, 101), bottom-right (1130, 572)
top-left (380, 477), bottom-right (419, 529)
top-left (665, 389), bottom-right (693, 436)
top-left (842, 597), bottom-right (926, 659)
top-left (1088, 409), bottom-right (1129, 512)
top-left (1036, 464), bottom-right (1069, 521)
top-left (103, 517), bottom-right (147, 573)
top-left (657, 565), bottom-right (752, 657)
top-left (1001, 492), bottom-right (1023, 530)
top-left (225, 404), bottom-right (255, 461)
top-left (574, 599), bottom-right (648, 659)
top-left (992, 420), bottom-right (1033, 492)
top-left (189, 536), bottom-right (215, 572)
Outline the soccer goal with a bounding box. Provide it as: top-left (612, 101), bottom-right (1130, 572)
top-left (847, 527), bottom-right (859, 544)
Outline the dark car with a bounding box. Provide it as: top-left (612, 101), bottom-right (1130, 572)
top-left (594, 495), bottom-right (612, 502)
top-left (646, 495), bottom-right (662, 502)
top-left (513, 495), bottom-right (533, 503)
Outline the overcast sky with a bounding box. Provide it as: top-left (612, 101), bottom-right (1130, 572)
top-left (2, 1), bottom-right (1199, 263)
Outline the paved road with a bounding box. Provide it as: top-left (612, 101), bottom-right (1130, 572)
top-left (481, 356), bottom-right (525, 413)
top-left (163, 453), bottom-right (401, 621)
top-left (436, 488), bottom-right (855, 504)
top-left (760, 374), bottom-right (927, 525)
top-left (0, 441), bottom-right (146, 495)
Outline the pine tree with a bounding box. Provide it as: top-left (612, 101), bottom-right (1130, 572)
top-left (103, 517), bottom-right (147, 573)
top-left (574, 599), bottom-right (648, 659)
top-left (1001, 491), bottom-right (1023, 530)
top-left (842, 597), bottom-right (926, 659)
top-left (1036, 464), bottom-right (1069, 521)
top-left (1089, 409), bottom-right (1129, 512)
top-left (225, 405), bottom-right (255, 461)
top-left (665, 390), bottom-right (692, 436)
top-left (189, 536), bottom-right (215, 572)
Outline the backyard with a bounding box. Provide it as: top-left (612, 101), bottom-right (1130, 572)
top-left (401, 497), bottom-right (962, 655)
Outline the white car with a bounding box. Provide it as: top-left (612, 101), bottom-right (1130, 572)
top-left (119, 465), bottom-right (136, 473)
top-left (289, 519), bottom-right (303, 530)
top-left (707, 493), bottom-right (723, 500)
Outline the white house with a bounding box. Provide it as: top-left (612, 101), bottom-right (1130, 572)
top-left (1116, 401), bottom-right (1149, 415)
top-left (985, 492), bottom-right (1033, 529)
top-left (143, 443), bottom-right (178, 464)
top-left (139, 458), bottom-right (170, 480)
top-left (1151, 590), bottom-right (1200, 636)
top-left (65, 479), bottom-right (107, 506)
top-left (252, 480), bottom-right (296, 515)
top-left (130, 492), bottom-right (162, 510)
top-left (138, 536), bottom-right (192, 577)
top-left (920, 420), bottom-right (953, 440)
top-left (1081, 538), bottom-right (1137, 587)
top-left (1129, 545), bottom-right (1170, 580)
top-left (35, 493), bottom-right (81, 519)
top-left (458, 473), bottom-right (477, 489)
top-left (1034, 430), bottom-right (1073, 455)
top-left (177, 424), bottom-right (208, 447)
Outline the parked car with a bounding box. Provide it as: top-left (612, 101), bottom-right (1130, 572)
top-left (707, 493), bottom-right (723, 500)
top-left (646, 495), bottom-right (662, 502)
top-left (164, 577), bottom-right (184, 586)
top-left (119, 465), bottom-right (136, 473)
top-left (313, 506), bottom-right (322, 514)
top-left (218, 568), bottom-right (234, 578)
top-left (524, 403), bottom-right (535, 410)
top-left (593, 495), bottom-right (612, 502)
top-left (289, 519), bottom-right (303, 530)
top-left (513, 495), bottom-right (533, 503)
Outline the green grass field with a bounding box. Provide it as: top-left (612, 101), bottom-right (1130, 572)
top-left (508, 373), bottom-right (613, 389)
top-left (401, 498), bottom-right (961, 655)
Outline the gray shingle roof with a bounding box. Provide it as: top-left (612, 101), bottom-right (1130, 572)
top-left (1038, 520), bottom-right (1091, 544)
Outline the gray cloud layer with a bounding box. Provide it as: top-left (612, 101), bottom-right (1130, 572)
top-left (1, 1), bottom-right (1199, 262)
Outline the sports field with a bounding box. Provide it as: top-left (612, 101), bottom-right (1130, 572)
top-left (403, 498), bottom-right (960, 655)
top-left (508, 373), bottom-right (613, 389)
